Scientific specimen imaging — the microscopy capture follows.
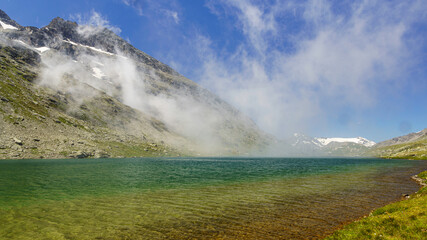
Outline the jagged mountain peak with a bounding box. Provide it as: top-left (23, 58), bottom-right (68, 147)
top-left (0, 9), bottom-right (12, 21)
top-left (44, 17), bottom-right (115, 45)
top-left (48, 16), bottom-right (76, 27)
top-left (0, 9), bottom-right (21, 30)
top-left (45, 17), bottom-right (78, 38)
top-left (0, 9), bottom-right (178, 75)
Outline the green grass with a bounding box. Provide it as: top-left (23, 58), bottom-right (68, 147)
top-left (371, 139), bottom-right (427, 160)
top-left (93, 140), bottom-right (183, 158)
top-left (0, 51), bottom-right (49, 122)
top-left (325, 171), bottom-right (427, 239)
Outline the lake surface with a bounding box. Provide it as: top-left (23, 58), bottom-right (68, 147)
top-left (0, 157), bottom-right (426, 239)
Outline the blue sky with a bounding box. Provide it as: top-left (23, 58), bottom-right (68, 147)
top-left (2, 0), bottom-right (427, 142)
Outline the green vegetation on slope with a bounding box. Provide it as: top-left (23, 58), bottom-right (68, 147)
top-left (325, 171), bottom-right (427, 239)
top-left (370, 138), bottom-right (427, 160)
top-left (1, 37), bottom-right (271, 159)
top-left (0, 44), bottom-right (188, 159)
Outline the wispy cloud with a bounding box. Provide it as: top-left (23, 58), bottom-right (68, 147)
top-left (195, 0), bottom-right (427, 139)
top-left (71, 11), bottom-right (121, 36)
top-left (122, 0), bottom-right (143, 16)
top-left (206, 0), bottom-right (279, 55)
top-left (164, 10), bottom-right (180, 24)
top-left (122, 0), bottom-right (180, 24)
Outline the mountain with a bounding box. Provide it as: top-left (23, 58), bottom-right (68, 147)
top-left (370, 129), bottom-right (427, 160)
top-left (0, 10), bottom-right (272, 159)
top-left (315, 137), bottom-right (376, 156)
top-left (286, 130), bottom-right (427, 159)
top-left (315, 137), bottom-right (376, 147)
top-left (268, 133), bottom-right (376, 157)
top-left (374, 128), bottom-right (427, 148)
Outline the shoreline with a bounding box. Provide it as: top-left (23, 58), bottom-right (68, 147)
top-left (325, 168), bottom-right (427, 239)
top-left (411, 174), bottom-right (427, 187)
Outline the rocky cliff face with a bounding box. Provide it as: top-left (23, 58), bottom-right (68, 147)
top-left (0, 10), bottom-right (271, 159)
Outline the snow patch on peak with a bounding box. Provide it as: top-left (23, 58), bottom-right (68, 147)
top-left (62, 40), bottom-right (115, 56)
top-left (35, 47), bottom-right (50, 53)
top-left (0, 20), bottom-right (18, 30)
top-left (13, 40), bottom-right (50, 54)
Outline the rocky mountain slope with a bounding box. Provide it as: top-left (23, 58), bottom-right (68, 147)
top-left (375, 129), bottom-right (427, 148)
top-left (370, 129), bottom-right (427, 160)
top-left (0, 10), bottom-right (271, 159)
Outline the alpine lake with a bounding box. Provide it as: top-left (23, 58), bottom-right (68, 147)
top-left (0, 157), bottom-right (426, 239)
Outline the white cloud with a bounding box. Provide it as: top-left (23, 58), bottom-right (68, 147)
top-left (122, 0), bottom-right (143, 16)
top-left (72, 11), bottom-right (121, 37)
top-left (122, 0), bottom-right (180, 23)
top-left (195, 0), bottom-right (427, 138)
top-left (164, 10), bottom-right (180, 24)
top-left (207, 0), bottom-right (279, 55)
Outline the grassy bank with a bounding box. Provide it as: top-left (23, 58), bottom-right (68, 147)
top-left (371, 138), bottom-right (427, 160)
top-left (325, 171), bottom-right (427, 239)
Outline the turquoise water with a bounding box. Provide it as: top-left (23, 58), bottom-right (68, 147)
top-left (0, 157), bottom-right (426, 239)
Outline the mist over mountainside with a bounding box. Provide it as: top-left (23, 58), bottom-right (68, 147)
top-left (1, 9), bottom-right (424, 159)
top-left (0, 9), bottom-right (271, 159)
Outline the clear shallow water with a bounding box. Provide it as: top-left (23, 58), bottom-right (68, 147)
top-left (0, 157), bottom-right (426, 239)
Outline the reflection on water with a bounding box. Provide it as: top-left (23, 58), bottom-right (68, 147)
top-left (0, 157), bottom-right (425, 239)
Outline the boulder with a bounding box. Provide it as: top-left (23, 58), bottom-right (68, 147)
top-left (13, 138), bottom-right (23, 145)
top-left (71, 150), bottom-right (92, 159)
top-left (94, 151), bottom-right (110, 158)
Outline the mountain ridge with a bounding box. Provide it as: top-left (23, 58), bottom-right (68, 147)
top-left (0, 9), bottom-right (271, 159)
top-left (370, 129), bottom-right (427, 160)
top-left (375, 128), bottom-right (427, 148)
top-left (0, 10), bottom-right (20, 29)
top-left (315, 136), bottom-right (376, 147)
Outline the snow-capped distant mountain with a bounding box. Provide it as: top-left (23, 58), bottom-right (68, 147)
top-left (315, 137), bottom-right (376, 147)
top-left (291, 134), bottom-right (376, 148)
top-left (278, 134), bottom-right (377, 157)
